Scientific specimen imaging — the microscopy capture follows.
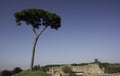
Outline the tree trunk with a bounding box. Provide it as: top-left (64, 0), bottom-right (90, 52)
top-left (30, 35), bottom-right (39, 71)
top-left (30, 26), bottom-right (48, 71)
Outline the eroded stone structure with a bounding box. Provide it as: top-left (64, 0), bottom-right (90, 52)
top-left (47, 63), bottom-right (104, 76)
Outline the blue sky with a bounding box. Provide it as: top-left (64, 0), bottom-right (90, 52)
top-left (0, 0), bottom-right (120, 70)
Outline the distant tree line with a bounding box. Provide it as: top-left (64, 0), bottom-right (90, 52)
top-left (71, 63), bottom-right (89, 66)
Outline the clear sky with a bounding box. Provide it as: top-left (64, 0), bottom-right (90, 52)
top-left (0, 0), bottom-right (120, 70)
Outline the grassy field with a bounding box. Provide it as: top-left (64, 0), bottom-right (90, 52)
top-left (15, 70), bottom-right (49, 76)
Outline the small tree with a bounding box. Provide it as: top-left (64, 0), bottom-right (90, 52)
top-left (14, 8), bottom-right (61, 71)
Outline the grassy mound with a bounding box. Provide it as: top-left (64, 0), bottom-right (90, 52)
top-left (15, 70), bottom-right (49, 76)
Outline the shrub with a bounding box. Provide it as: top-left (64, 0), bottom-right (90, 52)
top-left (33, 65), bottom-right (40, 71)
top-left (1, 70), bottom-right (13, 76)
top-left (62, 65), bottom-right (72, 74)
top-left (13, 67), bottom-right (23, 74)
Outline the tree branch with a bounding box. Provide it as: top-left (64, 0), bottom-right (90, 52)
top-left (38, 26), bottom-right (48, 37)
top-left (33, 28), bottom-right (38, 36)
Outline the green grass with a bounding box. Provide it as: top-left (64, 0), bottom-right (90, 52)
top-left (15, 70), bottom-right (49, 76)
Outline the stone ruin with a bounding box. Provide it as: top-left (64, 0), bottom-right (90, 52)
top-left (47, 63), bottom-right (104, 76)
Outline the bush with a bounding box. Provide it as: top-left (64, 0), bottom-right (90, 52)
top-left (13, 67), bottom-right (23, 74)
top-left (1, 70), bottom-right (13, 76)
top-left (33, 65), bottom-right (40, 71)
top-left (15, 70), bottom-right (49, 76)
top-left (62, 65), bottom-right (72, 74)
